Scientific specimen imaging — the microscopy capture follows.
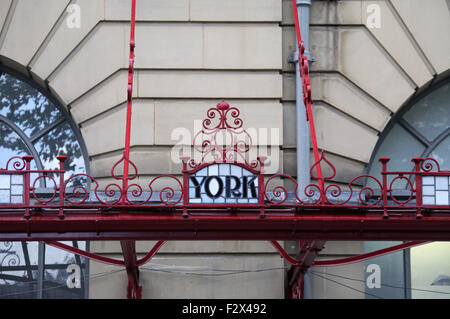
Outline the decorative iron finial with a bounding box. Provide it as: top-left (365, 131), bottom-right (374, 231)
top-left (186, 100), bottom-right (260, 169)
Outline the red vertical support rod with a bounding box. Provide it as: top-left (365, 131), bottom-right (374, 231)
top-left (258, 157), bottom-right (266, 218)
top-left (412, 157), bottom-right (423, 219)
top-left (23, 156), bottom-right (33, 219)
top-left (379, 157), bottom-right (390, 218)
top-left (122, 0), bottom-right (137, 201)
top-left (288, 0), bottom-right (324, 299)
top-left (120, 0), bottom-right (140, 300)
top-left (57, 156), bottom-right (67, 219)
top-left (181, 156), bottom-right (189, 218)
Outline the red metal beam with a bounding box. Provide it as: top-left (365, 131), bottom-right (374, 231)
top-left (45, 240), bottom-right (166, 267)
top-left (282, 240), bottom-right (431, 298)
top-left (1, 210), bottom-right (450, 241)
top-left (46, 241), bottom-right (125, 266)
top-left (270, 239), bottom-right (430, 267)
top-left (274, 239), bottom-right (431, 298)
top-left (312, 241), bottom-right (430, 267)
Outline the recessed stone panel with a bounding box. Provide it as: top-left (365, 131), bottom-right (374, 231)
top-left (190, 0), bottom-right (281, 22)
top-left (139, 70), bottom-right (282, 99)
top-left (0, 0), bottom-right (69, 66)
top-left (81, 100), bottom-right (155, 156)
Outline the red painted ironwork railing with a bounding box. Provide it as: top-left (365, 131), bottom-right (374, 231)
top-left (0, 101), bottom-right (449, 218)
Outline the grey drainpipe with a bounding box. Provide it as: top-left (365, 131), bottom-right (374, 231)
top-left (293, 0), bottom-right (313, 299)
top-left (293, 0), bottom-right (312, 197)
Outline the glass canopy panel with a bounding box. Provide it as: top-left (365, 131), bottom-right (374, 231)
top-left (422, 137), bottom-right (450, 206)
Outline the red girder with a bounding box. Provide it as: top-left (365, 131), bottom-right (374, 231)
top-left (0, 210), bottom-right (449, 241)
top-left (45, 240), bottom-right (165, 267)
top-left (270, 240), bottom-right (430, 267)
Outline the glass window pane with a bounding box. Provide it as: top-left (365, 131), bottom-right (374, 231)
top-left (403, 82), bottom-right (450, 142)
top-left (0, 122), bottom-right (30, 164)
top-left (368, 124), bottom-right (425, 189)
top-left (0, 70), bottom-right (89, 299)
top-left (0, 73), bottom-right (62, 137)
top-left (0, 175), bottom-right (10, 188)
top-left (411, 242), bottom-right (450, 299)
top-left (34, 122), bottom-right (85, 176)
top-left (0, 189), bottom-right (10, 203)
top-left (43, 242), bottom-right (87, 299)
top-left (367, 81), bottom-right (450, 300)
top-left (430, 136), bottom-right (450, 170)
top-left (0, 242), bottom-right (39, 299)
top-left (364, 241), bottom-right (407, 299)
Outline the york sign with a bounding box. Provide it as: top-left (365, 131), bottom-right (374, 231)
top-left (189, 164), bottom-right (259, 204)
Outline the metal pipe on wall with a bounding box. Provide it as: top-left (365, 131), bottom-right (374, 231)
top-left (294, 0), bottom-right (313, 299)
top-left (295, 0), bottom-right (312, 200)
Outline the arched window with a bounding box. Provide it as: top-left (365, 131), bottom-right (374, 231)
top-left (0, 68), bottom-right (90, 299)
top-left (368, 80), bottom-right (449, 183)
top-left (364, 79), bottom-right (450, 299)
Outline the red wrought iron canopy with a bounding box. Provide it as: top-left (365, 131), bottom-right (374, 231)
top-left (0, 100), bottom-right (449, 242)
top-left (0, 0), bottom-right (449, 300)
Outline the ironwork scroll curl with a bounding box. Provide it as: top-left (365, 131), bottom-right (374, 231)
top-left (4, 156), bottom-right (27, 171)
top-left (421, 157), bottom-right (441, 173)
top-left (191, 100), bottom-right (255, 168)
top-left (0, 242), bottom-right (23, 285)
top-left (124, 175), bottom-right (183, 206)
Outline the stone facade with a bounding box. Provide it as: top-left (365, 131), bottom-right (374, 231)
top-left (0, 0), bottom-right (448, 298)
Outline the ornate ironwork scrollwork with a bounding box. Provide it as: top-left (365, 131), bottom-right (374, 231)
top-left (0, 242), bottom-right (24, 285)
top-left (4, 156), bottom-right (26, 171)
top-left (191, 100), bottom-right (255, 168)
top-left (421, 157), bottom-right (441, 172)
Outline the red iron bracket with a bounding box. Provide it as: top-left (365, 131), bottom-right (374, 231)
top-left (271, 240), bottom-right (431, 298)
top-left (272, 240), bottom-right (325, 299)
top-left (120, 240), bottom-right (142, 299)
